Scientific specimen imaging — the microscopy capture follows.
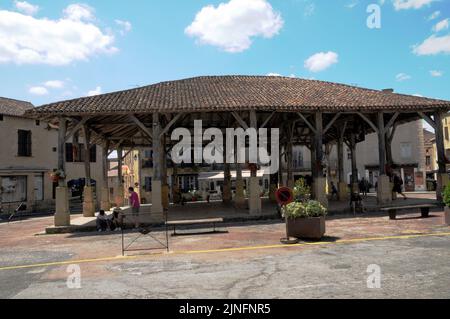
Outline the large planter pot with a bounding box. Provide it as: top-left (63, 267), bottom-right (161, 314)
top-left (445, 207), bottom-right (450, 226)
top-left (286, 216), bottom-right (326, 240)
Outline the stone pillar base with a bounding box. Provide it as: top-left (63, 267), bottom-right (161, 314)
top-left (83, 186), bottom-right (95, 217)
top-left (249, 177), bottom-right (262, 215)
top-left (377, 175), bottom-right (392, 205)
top-left (55, 186), bottom-right (70, 227)
top-left (313, 177), bottom-right (328, 208)
top-left (338, 182), bottom-right (348, 201)
top-left (151, 180), bottom-right (164, 221)
top-left (100, 187), bottom-right (110, 211)
top-left (437, 173), bottom-right (449, 202)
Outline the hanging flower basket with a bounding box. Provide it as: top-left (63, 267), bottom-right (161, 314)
top-left (50, 170), bottom-right (65, 183)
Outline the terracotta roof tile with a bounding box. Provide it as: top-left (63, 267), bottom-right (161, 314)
top-left (0, 97), bottom-right (34, 117)
top-left (27, 76), bottom-right (450, 116)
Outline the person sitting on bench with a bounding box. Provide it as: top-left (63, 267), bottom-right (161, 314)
top-left (109, 208), bottom-right (124, 231)
top-left (96, 210), bottom-right (108, 232)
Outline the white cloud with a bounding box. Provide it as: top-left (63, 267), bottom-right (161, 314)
top-left (304, 51), bottom-right (339, 72)
top-left (345, 1), bottom-right (359, 9)
top-left (14, 1), bottom-right (39, 16)
top-left (29, 86), bottom-right (48, 95)
top-left (44, 80), bottom-right (65, 89)
top-left (63, 4), bottom-right (95, 21)
top-left (115, 19), bottom-right (132, 35)
top-left (396, 73), bottom-right (412, 81)
top-left (413, 34), bottom-right (450, 55)
top-left (433, 18), bottom-right (449, 32)
top-left (430, 70), bottom-right (443, 77)
top-left (185, 0), bottom-right (284, 53)
top-left (0, 4), bottom-right (117, 66)
top-left (266, 73), bottom-right (282, 76)
top-left (428, 11), bottom-right (440, 20)
top-left (393, 0), bottom-right (435, 10)
top-left (87, 86), bottom-right (102, 96)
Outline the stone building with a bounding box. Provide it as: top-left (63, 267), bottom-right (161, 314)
top-left (0, 97), bottom-right (105, 214)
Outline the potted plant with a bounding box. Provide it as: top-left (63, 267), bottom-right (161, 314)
top-left (442, 184), bottom-right (450, 225)
top-left (281, 180), bottom-right (327, 240)
top-left (282, 200), bottom-right (327, 240)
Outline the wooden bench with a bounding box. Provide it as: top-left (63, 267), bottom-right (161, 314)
top-left (166, 218), bottom-right (224, 236)
top-left (380, 204), bottom-right (437, 220)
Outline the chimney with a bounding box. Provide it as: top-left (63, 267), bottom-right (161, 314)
top-left (382, 88), bottom-right (394, 93)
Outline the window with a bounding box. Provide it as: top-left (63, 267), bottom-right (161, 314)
top-left (35, 120), bottom-right (40, 126)
top-left (400, 143), bottom-right (412, 159)
top-left (426, 156), bottom-right (431, 166)
top-left (65, 143), bottom-right (96, 163)
top-left (17, 130), bottom-right (32, 157)
top-left (445, 127), bottom-right (449, 141)
top-left (1, 176), bottom-right (27, 203)
top-left (144, 177), bottom-right (152, 192)
top-left (0, 114), bottom-right (3, 121)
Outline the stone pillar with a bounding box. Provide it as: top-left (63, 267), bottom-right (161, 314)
top-left (100, 141), bottom-right (110, 211)
top-left (151, 113), bottom-right (164, 221)
top-left (55, 118), bottom-right (70, 226)
top-left (377, 112), bottom-right (392, 204)
top-left (337, 134), bottom-right (348, 201)
top-left (435, 111), bottom-right (448, 201)
top-left (82, 125), bottom-right (95, 217)
top-left (313, 112), bottom-right (328, 207)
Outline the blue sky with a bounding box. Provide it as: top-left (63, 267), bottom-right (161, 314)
top-left (0, 0), bottom-right (449, 109)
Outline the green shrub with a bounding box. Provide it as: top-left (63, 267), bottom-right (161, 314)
top-left (293, 179), bottom-right (311, 203)
top-left (443, 184), bottom-right (450, 207)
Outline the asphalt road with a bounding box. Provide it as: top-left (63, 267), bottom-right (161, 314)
top-left (1, 235), bottom-right (449, 299)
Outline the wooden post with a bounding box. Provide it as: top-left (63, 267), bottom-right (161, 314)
top-left (350, 132), bottom-right (358, 194)
top-left (100, 140), bottom-right (110, 211)
top-left (337, 131), bottom-right (348, 201)
top-left (434, 111), bottom-right (448, 201)
top-left (377, 112), bottom-right (386, 176)
top-left (249, 110), bottom-right (261, 214)
top-left (377, 112), bottom-right (391, 204)
top-left (151, 112), bottom-right (164, 219)
top-left (313, 112), bottom-right (327, 207)
top-left (82, 125), bottom-right (91, 186)
top-left (115, 145), bottom-right (124, 207)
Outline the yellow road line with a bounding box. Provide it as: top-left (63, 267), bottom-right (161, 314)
top-left (1, 232), bottom-right (449, 272)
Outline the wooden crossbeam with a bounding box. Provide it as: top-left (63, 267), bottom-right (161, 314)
top-left (385, 112), bottom-right (400, 131)
top-left (357, 112), bottom-right (378, 133)
top-left (129, 115), bottom-right (153, 140)
top-left (418, 112), bottom-right (436, 129)
top-left (324, 113), bottom-right (341, 134)
top-left (297, 113), bottom-right (316, 133)
top-left (65, 117), bottom-right (89, 142)
top-left (231, 112), bottom-right (249, 129)
top-left (160, 113), bottom-right (183, 138)
top-left (260, 111), bottom-right (276, 128)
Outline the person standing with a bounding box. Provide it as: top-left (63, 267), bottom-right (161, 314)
top-left (393, 174), bottom-right (407, 200)
top-left (128, 187), bottom-right (141, 228)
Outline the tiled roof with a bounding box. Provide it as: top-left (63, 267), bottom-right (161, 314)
top-left (0, 97), bottom-right (34, 117)
top-left (27, 76), bottom-right (450, 116)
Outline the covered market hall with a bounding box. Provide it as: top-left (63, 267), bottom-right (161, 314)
top-left (26, 76), bottom-right (450, 227)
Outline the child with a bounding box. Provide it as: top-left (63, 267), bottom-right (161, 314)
top-left (96, 210), bottom-right (108, 232)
